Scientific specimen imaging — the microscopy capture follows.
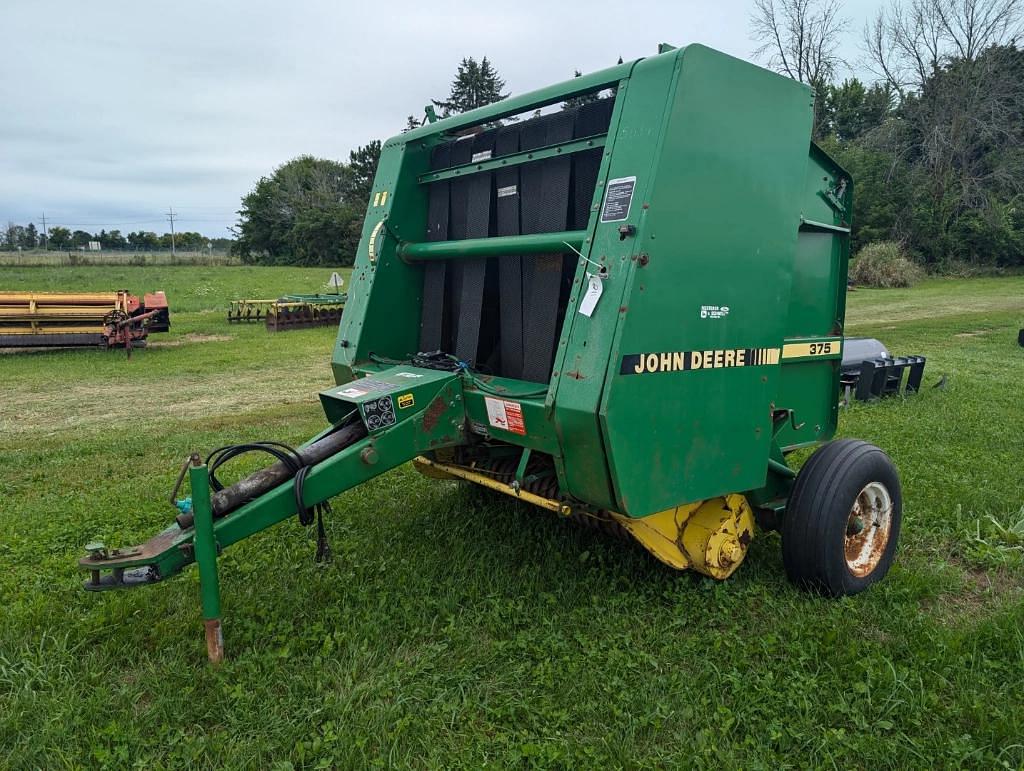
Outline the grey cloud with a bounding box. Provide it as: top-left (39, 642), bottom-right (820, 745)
top-left (1, 0), bottom-right (882, 236)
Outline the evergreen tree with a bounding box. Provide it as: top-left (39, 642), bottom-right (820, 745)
top-left (432, 56), bottom-right (509, 117)
top-left (561, 70), bottom-right (600, 110)
top-left (348, 141), bottom-right (381, 206)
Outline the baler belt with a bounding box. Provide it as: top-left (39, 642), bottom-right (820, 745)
top-left (572, 100), bottom-right (614, 229)
top-left (519, 111), bottom-right (574, 382)
top-left (421, 143), bottom-right (452, 352)
top-left (495, 124), bottom-right (524, 378)
top-left (447, 138), bottom-right (474, 354)
top-left (453, 130), bottom-right (495, 365)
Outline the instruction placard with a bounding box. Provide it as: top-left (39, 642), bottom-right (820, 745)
top-left (484, 397), bottom-right (526, 435)
top-left (601, 176), bottom-right (636, 222)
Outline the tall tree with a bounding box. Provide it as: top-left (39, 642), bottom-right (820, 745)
top-left (348, 141), bottom-right (381, 206)
top-left (4, 222), bottom-right (20, 250)
top-left (862, 0), bottom-right (1024, 264)
top-left (865, 0), bottom-right (1023, 94)
top-left (128, 231), bottom-right (159, 250)
top-left (102, 229), bottom-right (127, 249)
top-left (48, 226), bottom-right (71, 249)
top-left (432, 56), bottom-right (509, 117)
top-left (750, 0), bottom-right (849, 135)
top-left (22, 223), bottom-right (38, 249)
top-left (233, 155), bottom-right (362, 266)
top-left (824, 79), bottom-right (893, 140)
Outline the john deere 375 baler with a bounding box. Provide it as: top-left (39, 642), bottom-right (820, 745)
top-left (81, 44), bottom-right (902, 662)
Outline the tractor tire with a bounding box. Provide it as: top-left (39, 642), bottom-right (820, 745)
top-left (782, 439), bottom-right (902, 596)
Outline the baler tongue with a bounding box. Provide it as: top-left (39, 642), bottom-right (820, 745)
top-left (79, 365), bottom-right (466, 659)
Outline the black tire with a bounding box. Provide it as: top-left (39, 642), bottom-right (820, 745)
top-left (782, 439), bottom-right (902, 596)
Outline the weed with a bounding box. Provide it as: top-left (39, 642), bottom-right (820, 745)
top-left (850, 241), bottom-right (925, 288)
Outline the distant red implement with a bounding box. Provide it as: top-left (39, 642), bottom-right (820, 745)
top-left (0, 290), bottom-right (170, 350)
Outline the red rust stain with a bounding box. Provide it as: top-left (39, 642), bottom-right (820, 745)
top-left (422, 396), bottom-right (447, 433)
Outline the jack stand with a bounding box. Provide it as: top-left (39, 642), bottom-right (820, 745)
top-left (189, 455), bottom-right (224, 664)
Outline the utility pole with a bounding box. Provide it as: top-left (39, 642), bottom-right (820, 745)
top-left (40, 212), bottom-right (48, 249)
top-left (166, 207), bottom-right (177, 256)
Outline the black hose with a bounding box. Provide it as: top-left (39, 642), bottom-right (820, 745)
top-left (175, 419), bottom-right (369, 561)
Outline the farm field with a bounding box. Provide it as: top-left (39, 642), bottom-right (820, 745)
top-left (0, 250), bottom-right (241, 268)
top-left (2, 267), bottom-right (1024, 768)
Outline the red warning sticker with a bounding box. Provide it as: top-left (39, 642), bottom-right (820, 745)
top-left (484, 397), bottom-right (526, 435)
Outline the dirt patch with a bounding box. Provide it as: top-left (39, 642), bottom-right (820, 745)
top-left (922, 559), bottom-right (1024, 625)
top-left (953, 330), bottom-right (990, 338)
top-left (148, 333), bottom-right (234, 348)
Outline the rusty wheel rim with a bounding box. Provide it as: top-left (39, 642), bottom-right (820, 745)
top-left (844, 481), bottom-right (893, 577)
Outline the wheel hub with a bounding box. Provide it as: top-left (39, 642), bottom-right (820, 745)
top-left (844, 481), bottom-right (893, 577)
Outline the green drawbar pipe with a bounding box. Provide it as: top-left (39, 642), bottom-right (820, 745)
top-left (399, 231), bottom-right (587, 261)
top-left (190, 457), bottom-right (224, 664)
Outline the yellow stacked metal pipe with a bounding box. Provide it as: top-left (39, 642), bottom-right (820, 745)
top-left (0, 291), bottom-right (130, 335)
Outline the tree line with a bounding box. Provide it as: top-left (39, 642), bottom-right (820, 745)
top-left (753, 0), bottom-right (1024, 268)
top-left (238, 14), bottom-right (1024, 270)
top-left (13, 10), bottom-right (1022, 269)
top-left (2, 222), bottom-right (233, 252)
top-left (231, 58), bottom-right (507, 266)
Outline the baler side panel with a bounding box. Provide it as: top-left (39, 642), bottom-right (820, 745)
top-left (775, 145), bottom-right (852, 449)
top-left (333, 139), bottom-right (433, 384)
top-left (599, 45), bottom-right (815, 517)
top-left (551, 58), bottom-right (677, 511)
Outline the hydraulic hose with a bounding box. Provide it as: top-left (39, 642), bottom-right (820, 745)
top-left (175, 420), bottom-right (368, 529)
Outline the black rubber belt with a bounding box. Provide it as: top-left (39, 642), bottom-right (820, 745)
top-left (519, 111), bottom-right (574, 383)
top-left (560, 100), bottom-right (615, 321)
top-left (447, 137), bottom-right (474, 355)
top-left (420, 143), bottom-right (451, 352)
top-left (453, 130), bottom-right (495, 365)
top-left (494, 124), bottom-right (523, 378)
top-left (572, 99), bottom-right (614, 230)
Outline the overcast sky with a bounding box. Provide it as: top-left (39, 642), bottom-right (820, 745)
top-left (1, 0), bottom-right (883, 238)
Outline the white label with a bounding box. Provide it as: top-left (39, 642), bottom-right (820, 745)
top-left (578, 275), bottom-right (604, 317)
top-left (471, 150), bottom-right (493, 162)
top-left (394, 371), bottom-right (423, 378)
top-left (601, 176), bottom-right (637, 222)
top-left (699, 305), bottom-right (730, 320)
top-left (497, 185), bottom-right (518, 198)
top-left (484, 397), bottom-right (526, 434)
top-left (338, 387), bottom-right (367, 398)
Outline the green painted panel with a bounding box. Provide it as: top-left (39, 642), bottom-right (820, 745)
top-left (597, 45), bottom-right (815, 516)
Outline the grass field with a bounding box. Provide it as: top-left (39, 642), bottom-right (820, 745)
top-left (0, 250), bottom-right (240, 268)
top-left (2, 267), bottom-right (1024, 768)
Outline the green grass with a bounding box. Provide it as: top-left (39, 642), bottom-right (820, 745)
top-left (0, 250), bottom-right (243, 267)
top-left (1, 269), bottom-right (1023, 768)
